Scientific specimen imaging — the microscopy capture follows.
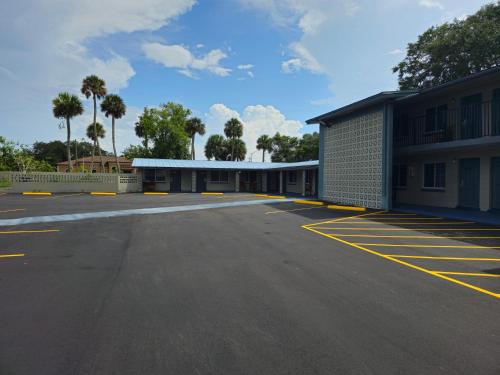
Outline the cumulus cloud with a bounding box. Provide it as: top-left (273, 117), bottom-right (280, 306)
top-left (196, 103), bottom-right (303, 161)
top-left (143, 42), bottom-right (231, 78)
top-left (419, 0), bottom-right (444, 10)
top-left (0, 0), bottom-right (195, 146)
top-left (238, 64), bottom-right (254, 70)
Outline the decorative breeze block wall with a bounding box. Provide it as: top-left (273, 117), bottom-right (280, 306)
top-left (322, 109), bottom-right (384, 209)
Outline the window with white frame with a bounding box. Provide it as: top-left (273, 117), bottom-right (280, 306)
top-left (423, 163), bottom-right (446, 189)
top-left (209, 170), bottom-right (229, 184)
top-left (393, 165), bottom-right (407, 188)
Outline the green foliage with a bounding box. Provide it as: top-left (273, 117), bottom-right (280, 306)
top-left (226, 138), bottom-right (246, 161)
top-left (123, 144), bottom-right (151, 160)
top-left (270, 132), bottom-right (319, 162)
top-left (224, 118), bottom-right (243, 139)
top-left (126, 102), bottom-right (191, 159)
top-left (0, 136), bottom-right (55, 172)
top-left (31, 140), bottom-right (107, 167)
top-left (185, 117), bottom-right (206, 159)
top-left (205, 135), bottom-right (228, 160)
top-left (394, 3), bottom-right (500, 89)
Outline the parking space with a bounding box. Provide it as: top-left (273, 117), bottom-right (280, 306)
top-left (303, 211), bottom-right (500, 299)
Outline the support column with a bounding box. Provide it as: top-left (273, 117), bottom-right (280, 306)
top-left (279, 170), bottom-right (283, 194)
top-left (235, 171), bottom-right (240, 192)
top-left (191, 170), bottom-right (196, 193)
top-left (262, 172), bottom-right (267, 193)
top-left (302, 169), bottom-right (306, 196)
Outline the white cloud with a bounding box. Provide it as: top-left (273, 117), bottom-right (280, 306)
top-left (310, 96), bottom-right (336, 106)
top-left (196, 103), bottom-right (303, 161)
top-left (419, 0), bottom-right (444, 10)
top-left (196, 43), bottom-right (204, 48)
top-left (238, 64), bottom-right (254, 70)
top-left (387, 48), bottom-right (403, 55)
top-left (143, 42), bottom-right (231, 78)
top-left (281, 42), bottom-right (323, 74)
top-left (0, 0), bottom-right (196, 147)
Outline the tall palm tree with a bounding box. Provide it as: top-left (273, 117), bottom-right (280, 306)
top-left (86, 122), bottom-right (105, 171)
top-left (101, 94), bottom-right (126, 173)
top-left (205, 134), bottom-right (226, 160)
top-left (52, 93), bottom-right (84, 172)
top-left (81, 75), bottom-right (107, 172)
top-left (226, 139), bottom-right (246, 161)
top-left (223, 118), bottom-right (243, 161)
top-left (256, 134), bottom-right (273, 162)
top-left (185, 117), bottom-right (206, 160)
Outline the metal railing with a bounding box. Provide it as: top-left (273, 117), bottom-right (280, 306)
top-left (394, 101), bottom-right (500, 147)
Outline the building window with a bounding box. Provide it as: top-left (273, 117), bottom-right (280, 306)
top-left (155, 169), bottom-right (166, 182)
top-left (144, 169), bottom-right (155, 182)
top-left (460, 93), bottom-right (482, 139)
top-left (288, 171), bottom-right (297, 184)
top-left (423, 163), bottom-right (446, 190)
top-left (393, 165), bottom-right (407, 188)
top-left (210, 170), bottom-right (229, 184)
top-left (425, 105), bottom-right (447, 133)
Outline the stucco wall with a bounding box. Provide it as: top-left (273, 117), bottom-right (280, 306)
top-left (322, 109), bottom-right (385, 208)
top-left (181, 170), bottom-right (192, 192)
top-left (394, 145), bottom-right (500, 211)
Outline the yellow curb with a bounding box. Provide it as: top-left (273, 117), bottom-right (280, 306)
top-left (255, 194), bottom-right (268, 197)
top-left (294, 200), bottom-right (324, 206)
top-left (327, 204), bottom-right (366, 212)
top-left (144, 192), bottom-right (169, 195)
top-left (266, 195), bottom-right (286, 199)
top-left (201, 192), bottom-right (224, 195)
top-left (90, 192), bottom-right (117, 196)
top-left (22, 192), bottom-right (52, 196)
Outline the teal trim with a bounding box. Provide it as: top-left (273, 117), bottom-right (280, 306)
top-left (318, 124), bottom-right (325, 199)
top-left (382, 103), bottom-right (394, 210)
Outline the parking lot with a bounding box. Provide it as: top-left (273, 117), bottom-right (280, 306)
top-left (0, 193), bottom-right (499, 375)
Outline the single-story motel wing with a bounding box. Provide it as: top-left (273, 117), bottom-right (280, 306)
top-left (132, 65), bottom-right (500, 212)
top-left (131, 159), bottom-right (319, 196)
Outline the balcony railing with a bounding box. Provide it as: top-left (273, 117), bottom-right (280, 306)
top-left (394, 101), bottom-right (500, 147)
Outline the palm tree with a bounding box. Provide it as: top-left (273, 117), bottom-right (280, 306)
top-left (223, 118), bottom-right (243, 161)
top-left (205, 134), bottom-right (226, 160)
top-left (101, 94), bottom-right (126, 173)
top-left (256, 134), bottom-right (273, 162)
top-left (52, 93), bottom-right (84, 172)
top-left (185, 117), bottom-right (206, 160)
top-left (86, 122), bottom-right (105, 171)
top-left (81, 75), bottom-right (107, 172)
top-left (226, 139), bottom-right (246, 161)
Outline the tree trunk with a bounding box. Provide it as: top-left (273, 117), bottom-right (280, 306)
top-left (90, 140), bottom-right (96, 172)
top-left (191, 136), bottom-right (195, 160)
top-left (262, 150), bottom-right (265, 162)
top-left (112, 116), bottom-right (120, 173)
top-left (94, 95), bottom-right (105, 172)
top-left (231, 142), bottom-right (234, 161)
top-left (66, 117), bottom-right (72, 172)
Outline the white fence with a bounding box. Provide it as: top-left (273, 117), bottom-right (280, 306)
top-left (0, 172), bottom-right (142, 193)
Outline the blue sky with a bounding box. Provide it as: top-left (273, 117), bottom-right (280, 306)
top-left (0, 0), bottom-right (492, 160)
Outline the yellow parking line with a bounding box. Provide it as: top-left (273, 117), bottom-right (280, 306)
top-left (370, 213), bottom-right (417, 216)
top-left (302, 211), bottom-right (500, 299)
top-left (0, 208), bottom-right (26, 213)
top-left (22, 192), bottom-right (52, 196)
top-left (351, 217), bottom-right (443, 220)
top-left (144, 192), bottom-right (168, 195)
top-left (312, 227), bottom-right (500, 231)
top-left (0, 229), bottom-right (60, 235)
top-left (332, 221), bottom-right (474, 225)
top-left (0, 253), bottom-right (25, 258)
top-left (332, 234), bottom-right (500, 239)
top-left (90, 192), bottom-right (116, 196)
top-left (35, 193), bottom-right (84, 199)
top-left (355, 243), bottom-right (500, 249)
top-left (266, 206), bottom-right (326, 215)
top-left (255, 194), bottom-right (268, 197)
top-left (265, 195), bottom-right (286, 199)
top-left (387, 255), bottom-right (500, 261)
top-left (201, 192), bottom-right (224, 195)
top-left (434, 271), bottom-right (500, 278)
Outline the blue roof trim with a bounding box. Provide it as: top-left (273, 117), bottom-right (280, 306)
top-left (132, 158), bottom-right (318, 170)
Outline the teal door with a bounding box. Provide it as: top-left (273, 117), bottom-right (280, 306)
top-left (459, 158), bottom-right (480, 209)
top-left (492, 158), bottom-right (500, 210)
